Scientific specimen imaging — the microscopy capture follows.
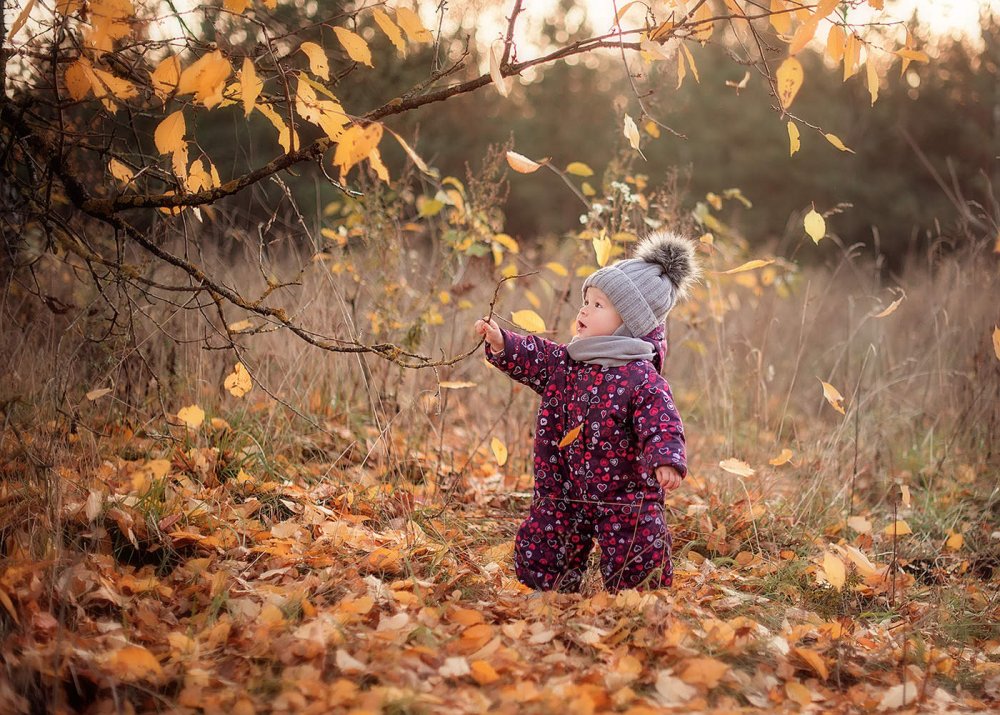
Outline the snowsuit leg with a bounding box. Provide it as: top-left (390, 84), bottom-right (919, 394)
top-left (514, 498), bottom-right (595, 593)
top-left (596, 497), bottom-right (673, 592)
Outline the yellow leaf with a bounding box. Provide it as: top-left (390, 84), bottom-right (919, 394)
top-left (883, 520), bottom-right (912, 536)
top-left (9, 0), bottom-right (37, 41)
top-left (295, 77), bottom-right (348, 141)
top-left (176, 50), bottom-right (231, 109)
top-left (489, 40), bottom-right (511, 98)
top-left (154, 110), bottom-right (185, 155)
top-left (869, 291), bottom-right (903, 318)
top-left (623, 113), bottom-right (641, 152)
top-left (545, 262), bottom-right (568, 277)
top-left (842, 544), bottom-right (880, 576)
top-left (719, 259), bottom-right (774, 274)
top-left (819, 379), bottom-right (845, 415)
top-left (511, 309), bottom-right (545, 333)
top-left (109, 158), bottom-right (134, 185)
top-left (240, 57), bottom-right (262, 116)
top-left (581, 181), bottom-right (596, 197)
top-left (256, 103), bottom-right (299, 153)
top-left (558, 424), bottom-right (582, 449)
top-left (395, 7), bottom-right (433, 43)
top-left (491, 437), bottom-right (508, 466)
top-left (843, 33), bottom-right (862, 79)
top-left (785, 681), bottom-right (813, 706)
top-left (719, 458), bottom-right (755, 477)
top-left (334, 27), bottom-right (373, 67)
top-left (689, 2), bottom-right (714, 43)
top-left (866, 50), bottom-right (879, 105)
top-left (65, 59), bottom-right (92, 100)
top-left (945, 532), bottom-right (964, 551)
top-left (776, 57), bottom-right (803, 109)
top-left (150, 55), bottom-right (180, 101)
top-left (368, 147), bottom-right (389, 182)
top-left (645, 120), bottom-right (660, 138)
top-left (822, 552), bottom-right (846, 590)
top-left (769, 0), bottom-right (790, 35)
top-left (300, 41), bottom-right (331, 80)
top-left (593, 235), bottom-right (612, 267)
top-left (804, 208), bottom-right (826, 243)
top-left (787, 121), bottom-right (801, 156)
top-left (827, 24), bottom-right (846, 64)
top-left (678, 657), bottom-right (728, 688)
top-left (566, 161), bottom-right (593, 177)
top-left (228, 319), bottom-right (252, 332)
top-left (793, 647), bottom-right (829, 680)
top-left (505, 151), bottom-right (544, 174)
top-left (789, 19), bottom-right (819, 55)
top-left (223, 0), bottom-right (250, 12)
top-left (177, 404), bottom-right (205, 430)
top-left (768, 448), bottom-right (793, 466)
top-left (470, 660), bottom-right (499, 685)
top-left (847, 515), bottom-right (872, 534)
top-left (493, 233), bottom-right (519, 253)
top-left (373, 8), bottom-right (406, 56)
top-left (994, 326), bottom-right (1000, 361)
top-left (224, 362), bottom-right (253, 398)
top-left (439, 381), bottom-right (476, 389)
top-left (333, 123), bottom-right (383, 178)
top-left (109, 645), bottom-right (163, 682)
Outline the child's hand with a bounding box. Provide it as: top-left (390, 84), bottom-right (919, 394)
top-left (655, 465), bottom-right (683, 492)
top-left (474, 317), bottom-right (504, 354)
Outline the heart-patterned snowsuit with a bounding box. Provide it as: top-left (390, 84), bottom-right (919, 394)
top-left (486, 325), bottom-right (686, 593)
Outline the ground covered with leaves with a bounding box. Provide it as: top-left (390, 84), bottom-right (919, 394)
top-left (1, 409), bottom-right (998, 714)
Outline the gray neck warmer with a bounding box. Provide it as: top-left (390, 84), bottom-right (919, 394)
top-left (566, 324), bottom-right (655, 367)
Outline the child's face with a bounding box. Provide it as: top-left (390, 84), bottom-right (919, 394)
top-left (576, 287), bottom-right (624, 337)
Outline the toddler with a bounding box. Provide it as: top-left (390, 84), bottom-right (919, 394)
top-left (474, 231), bottom-right (698, 593)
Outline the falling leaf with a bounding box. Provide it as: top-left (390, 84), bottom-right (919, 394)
top-left (824, 133), bottom-right (855, 153)
top-left (719, 458), bottom-right (755, 477)
top-left (819, 379), bottom-right (846, 415)
top-left (593, 235), bottom-right (612, 267)
top-left (505, 151), bottom-right (544, 173)
top-left (945, 532), bottom-right (964, 550)
top-left (623, 113), bottom-right (641, 152)
top-left (776, 57), bottom-right (803, 108)
top-left (154, 110), bottom-right (185, 155)
top-left (788, 121), bottom-right (800, 156)
top-left (300, 41), bottom-right (331, 80)
top-left (177, 404), bottom-right (205, 430)
top-left (794, 647), bottom-right (829, 680)
top-left (86, 387), bottom-right (112, 401)
top-left (8, 0), bottom-right (37, 41)
top-left (395, 7), bottom-right (433, 43)
top-left (333, 27), bottom-right (373, 67)
top-left (822, 551), bottom-right (846, 590)
top-left (489, 40), bottom-right (511, 98)
top-left (511, 309), bottom-right (545, 333)
top-left (373, 9), bottom-right (406, 56)
top-left (847, 515), bottom-right (872, 534)
top-left (719, 259), bottom-right (774, 274)
top-left (804, 208), bottom-right (826, 243)
top-left (725, 70), bottom-right (749, 90)
top-left (491, 437), bottom-right (508, 466)
top-left (224, 362), bottom-right (253, 398)
top-left (769, 448), bottom-right (793, 466)
top-left (559, 424), bottom-right (582, 449)
top-left (566, 161), bottom-right (593, 177)
top-left (883, 520), bottom-right (912, 536)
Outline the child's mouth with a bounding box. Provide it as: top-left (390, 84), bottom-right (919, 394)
top-left (577, 320), bottom-right (587, 332)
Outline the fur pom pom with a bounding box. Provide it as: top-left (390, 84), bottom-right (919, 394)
top-left (634, 230), bottom-right (700, 298)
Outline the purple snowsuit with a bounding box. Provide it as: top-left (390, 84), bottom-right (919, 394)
top-left (486, 325), bottom-right (686, 593)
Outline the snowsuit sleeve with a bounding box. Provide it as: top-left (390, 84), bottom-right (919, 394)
top-left (485, 328), bottom-right (560, 395)
top-left (631, 370), bottom-right (687, 477)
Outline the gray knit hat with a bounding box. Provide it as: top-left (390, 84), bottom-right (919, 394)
top-left (582, 230), bottom-right (699, 337)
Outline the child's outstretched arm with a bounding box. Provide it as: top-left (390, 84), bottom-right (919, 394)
top-left (474, 317), bottom-right (559, 395)
top-left (631, 371), bottom-right (687, 486)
